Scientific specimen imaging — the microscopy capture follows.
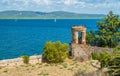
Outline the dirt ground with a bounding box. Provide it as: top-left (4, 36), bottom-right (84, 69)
top-left (0, 59), bottom-right (97, 76)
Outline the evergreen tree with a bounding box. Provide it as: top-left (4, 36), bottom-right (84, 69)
top-left (87, 11), bottom-right (120, 47)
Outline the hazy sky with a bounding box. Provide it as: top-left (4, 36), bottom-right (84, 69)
top-left (0, 0), bottom-right (120, 14)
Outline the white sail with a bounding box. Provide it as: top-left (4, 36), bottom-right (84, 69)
top-left (54, 19), bottom-right (56, 22)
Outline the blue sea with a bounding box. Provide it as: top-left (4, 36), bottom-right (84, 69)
top-left (0, 19), bottom-right (101, 60)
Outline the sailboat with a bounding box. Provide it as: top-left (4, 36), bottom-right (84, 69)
top-left (54, 19), bottom-right (56, 22)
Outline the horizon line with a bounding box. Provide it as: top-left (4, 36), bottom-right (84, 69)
top-left (0, 10), bottom-right (109, 15)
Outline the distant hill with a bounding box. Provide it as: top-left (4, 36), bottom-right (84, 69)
top-left (0, 10), bottom-right (106, 19)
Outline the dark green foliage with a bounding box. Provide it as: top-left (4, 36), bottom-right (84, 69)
top-left (91, 51), bottom-right (112, 68)
top-left (108, 56), bottom-right (120, 76)
top-left (113, 47), bottom-right (120, 55)
top-left (21, 55), bottom-right (30, 64)
top-left (87, 11), bottom-right (120, 48)
top-left (91, 47), bottom-right (120, 76)
top-left (99, 52), bottom-right (112, 68)
top-left (86, 30), bottom-right (97, 46)
top-left (91, 52), bottom-right (99, 60)
top-left (108, 48), bottom-right (120, 76)
top-left (42, 41), bottom-right (69, 63)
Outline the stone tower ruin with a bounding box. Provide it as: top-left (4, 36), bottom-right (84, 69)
top-left (72, 26), bottom-right (86, 44)
top-left (71, 26), bottom-right (91, 61)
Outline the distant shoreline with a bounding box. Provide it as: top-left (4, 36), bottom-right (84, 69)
top-left (0, 17), bottom-right (102, 19)
top-left (0, 10), bottom-right (106, 20)
top-left (0, 55), bottom-right (42, 67)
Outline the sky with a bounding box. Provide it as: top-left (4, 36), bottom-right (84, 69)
top-left (0, 0), bottom-right (120, 14)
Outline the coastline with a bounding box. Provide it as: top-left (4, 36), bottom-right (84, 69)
top-left (0, 55), bottom-right (42, 67)
top-left (0, 17), bottom-right (102, 19)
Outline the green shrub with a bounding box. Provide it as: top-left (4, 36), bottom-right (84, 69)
top-left (42, 41), bottom-right (69, 63)
top-left (108, 47), bottom-right (120, 76)
top-left (91, 51), bottom-right (112, 68)
top-left (113, 47), bottom-right (120, 55)
top-left (99, 51), bottom-right (112, 68)
top-left (3, 69), bottom-right (8, 73)
top-left (21, 55), bottom-right (30, 64)
top-left (92, 50), bottom-right (120, 76)
top-left (91, 52), bottom-right (99, 60)
top-left (62, 63), bottom-right (67, 68)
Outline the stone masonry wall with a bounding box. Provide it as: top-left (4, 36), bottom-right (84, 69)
top-left (88, 46), bottom-right (113, 54)
top-left (71, 44), bottom-right (91, 61)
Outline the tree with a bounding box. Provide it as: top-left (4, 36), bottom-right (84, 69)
top-left (86, 30), bottom-right (97, 46)
top-left (87, 11), bottom-right (120, 48)
top-left (42, 41), bottom-right (69, 63)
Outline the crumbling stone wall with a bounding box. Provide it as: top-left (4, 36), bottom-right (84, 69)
top-left (88, 46), bottom-right (113, 54)
top-left (71, 44), bottom-right (91, 61)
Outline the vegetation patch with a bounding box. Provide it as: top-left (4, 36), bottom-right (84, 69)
top-left (21, 55), bottom-right (30, 64)
top-left (91, 47), bottom-right (120, 76)
top-left (38, 71), bottom-right (49, 76)
top-left (62, 63), bottom-right (67, 68)
top-left (43, 41), bottom-right (69, 63)
top-left (87, 11), bottom-right (120, 48)
top-left (3, 69), bottom-right (8, 73)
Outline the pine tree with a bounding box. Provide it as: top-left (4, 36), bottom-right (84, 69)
top-left (87, 11), bottom-right (120, 47)
top-left (97, 11), bottom-right (120, 47)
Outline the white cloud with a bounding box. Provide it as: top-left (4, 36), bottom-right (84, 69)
top-left (0, 0), bottom-right (120, 14)
top-left (32, 0), bottom-right (51, 5)
top-left (44, 0), bottom-right (51, 5)
top-left (64, 0), bottom-right (77, 5)
top-left (94, 2), bottom-right (120, 8)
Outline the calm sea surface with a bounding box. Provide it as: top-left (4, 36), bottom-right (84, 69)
top-left (0, 19), bottom-right (101, 60)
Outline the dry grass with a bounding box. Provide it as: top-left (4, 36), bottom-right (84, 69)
top-left (0, 59), bottom-right (97, 76)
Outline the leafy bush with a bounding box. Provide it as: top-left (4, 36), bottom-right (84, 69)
top-left (42, 41), bottom-right (69, 63)
top-left (108, 48), bottom-right (120, 76)
top-left (86, 30), bottom-right (97, 46)
top-left (113, 47), bottom-right (119, 55)
top-left (99, 52), bottom-right (112, 68)
top-left (91, 51), bottom-right (112, 68)
top-left (91, 52), bottom-right (99, 60)
top-left (21, 55), bottom-right (30, 64)
top-left (91, 48), bottom-right (120, 76)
